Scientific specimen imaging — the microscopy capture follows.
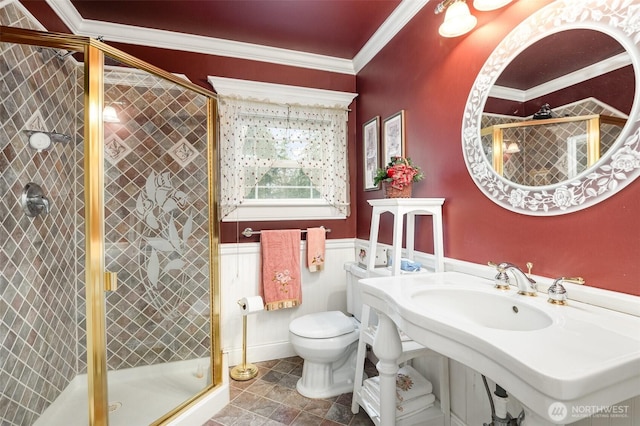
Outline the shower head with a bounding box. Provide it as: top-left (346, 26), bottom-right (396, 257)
top-left (24, 130), bottom-right (71, 152)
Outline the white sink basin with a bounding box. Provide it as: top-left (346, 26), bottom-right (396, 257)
top-left (411, 288), bottom-right (553, 331)
top-left (359, 271), bottom-right (640, 424)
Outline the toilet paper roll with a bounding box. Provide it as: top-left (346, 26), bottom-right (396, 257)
top-left (238, 296), bottom-right (264, 316)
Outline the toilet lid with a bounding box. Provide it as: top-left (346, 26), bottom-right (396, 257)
top-left (290, 311), bottom-right (355, 339)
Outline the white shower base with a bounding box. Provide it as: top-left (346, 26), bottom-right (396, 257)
top-left (35, 357), bottom-right (223, 426)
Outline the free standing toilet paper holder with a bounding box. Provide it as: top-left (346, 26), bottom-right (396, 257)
top-left (230, 297), bottom-right (262, 381)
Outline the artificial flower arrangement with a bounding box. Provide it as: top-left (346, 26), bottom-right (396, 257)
top-left (374, 156), bottom-right (424, 190)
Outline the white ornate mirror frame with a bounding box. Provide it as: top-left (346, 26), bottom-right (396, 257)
top-left (462, 0), bottom-right (640, 215)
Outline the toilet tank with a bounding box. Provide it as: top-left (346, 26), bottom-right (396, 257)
top-left (345, 261), bottom-right (386, 322)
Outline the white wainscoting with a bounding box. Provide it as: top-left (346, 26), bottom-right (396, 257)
top-left (220, 238), bottom-right (640, 425)
top-left (220, 238), bottom-right (356, 366)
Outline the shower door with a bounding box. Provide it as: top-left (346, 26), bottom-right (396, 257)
top-left (0, 25), bottom-right (219, 425)
top-left (95, 52), bottom-right (218, 425)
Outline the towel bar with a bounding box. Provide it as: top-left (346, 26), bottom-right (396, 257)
top-left (241, 227), bottom-right (331, 238)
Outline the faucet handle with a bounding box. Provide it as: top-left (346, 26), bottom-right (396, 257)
top-left (487, 261), bottom-right (505, 272)
top-left (547, 277), bottom-right (585, 305)
top-left (547, 279), bottom-right (567, 305)
top-left (488, 262), bottom-right (510, 290)
top-left (494, 271), bottom-right (510, 290)
top-left (562, 277), bottom-right (585, 285)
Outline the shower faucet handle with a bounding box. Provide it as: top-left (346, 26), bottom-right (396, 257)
top-left (28, 194), bottom-right (50, 214)
top-left (21, 183), bottom-right (51, 217)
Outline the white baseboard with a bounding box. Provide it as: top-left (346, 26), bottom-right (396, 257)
top-left (227, 341), bottom-right (296, 366)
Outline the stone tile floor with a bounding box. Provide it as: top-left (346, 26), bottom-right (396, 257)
top-left (203, 356), bottom-right (378, 426)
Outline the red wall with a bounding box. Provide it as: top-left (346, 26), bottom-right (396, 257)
top-left (23, 0), bottom-right (640, 295)
top-left (20, 1), bottom-right (360, 243)
top-left (355, 0), bottom-right (640, 296)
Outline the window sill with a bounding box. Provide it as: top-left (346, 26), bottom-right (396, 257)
top-left (221, 201), bottom-right (347, 222)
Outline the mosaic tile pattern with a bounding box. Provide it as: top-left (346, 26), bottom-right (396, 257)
top-left (1, 4), bottom-right (80, 425)
top-left (205, 357), bottom-right (377, 426)
top-left (481, 99), bottom-right (625, 186)
top-left (168, 138), bottom-right (199, 167)
top-left (1, 3), bottom-right (213, 424)
top-left (104, 134), bottom-right (132, 165)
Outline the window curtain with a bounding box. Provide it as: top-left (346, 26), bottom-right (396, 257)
top-left (218, 96), bottom-right (350, 219)
top-left (218, 97), bottom-right (287, 218)
top-left (289, 106), bottom-right (350, 215)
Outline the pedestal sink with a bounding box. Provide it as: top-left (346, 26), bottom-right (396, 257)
top-left (411, 287), bottom-right (553, 331)
top-left (359, 271), bottom-right (640, 425)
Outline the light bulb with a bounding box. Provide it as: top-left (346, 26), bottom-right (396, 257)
top-left (439, 1), bottom-right (477, 38)
top-left (103, 105), bottom-right (120, 123)
top-left (505, 142), bottom-right (520, 154)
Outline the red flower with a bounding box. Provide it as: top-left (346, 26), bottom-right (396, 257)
top-left (373, 157), bottom-right (424, 189)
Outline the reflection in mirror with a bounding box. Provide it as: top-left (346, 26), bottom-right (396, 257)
top-left (481, 29), bottom-right (634, 187)
top-left (482, 114), bottom-right (628, 186)
top-left (462, 1), bottom-right (640, 215)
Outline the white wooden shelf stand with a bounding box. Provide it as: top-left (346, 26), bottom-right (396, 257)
top-left (352, 198), bottom-right (450, 426)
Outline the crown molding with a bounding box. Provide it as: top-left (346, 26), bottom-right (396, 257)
top-left (44, 0), bottom-right (354, 74)
top-left (208, 76), bottom-right (358, 109)
top-left (44, 0), bottom-right (425, 76)
top-left (490, 52), bottom-right (632, 102)
top-left (488, 85), bottom-right (526, 102)
top-left (353, 0), bottom-right (429, 73)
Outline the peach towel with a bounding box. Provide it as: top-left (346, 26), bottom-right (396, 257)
top-left (261, 230), bottom-right (301, 311)
top-left (306, 227), bottom-right (326, 272)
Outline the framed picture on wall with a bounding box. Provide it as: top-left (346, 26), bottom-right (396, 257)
top-left (363, 116), bottom-right (380, 191)
top-left (383, 110), bottom-right (405, 162)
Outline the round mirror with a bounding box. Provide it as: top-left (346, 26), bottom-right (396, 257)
top-left (462, 1), bottom-right (640, 215)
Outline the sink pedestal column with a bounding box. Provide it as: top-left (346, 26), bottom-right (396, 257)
top-left (372, 313), bottom-right (403, 426)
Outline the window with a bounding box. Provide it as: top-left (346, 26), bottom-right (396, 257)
top-left (212, 77), bottom-right (357, 221)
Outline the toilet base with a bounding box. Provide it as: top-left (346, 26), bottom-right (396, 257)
top-left (296, 362), bottom-right (361, 399)
top-left (295, 344), bottom-right (366, 399)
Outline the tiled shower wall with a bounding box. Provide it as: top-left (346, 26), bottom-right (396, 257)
top-left (1, 3), bottom-right (79, 425)
top-left (1, 3), bottom-right (212, 424)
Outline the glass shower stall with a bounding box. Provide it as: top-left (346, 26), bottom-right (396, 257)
top-left (1, 8), bottom-right (220, 425)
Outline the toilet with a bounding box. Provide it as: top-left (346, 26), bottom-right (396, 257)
top-left (288, 262), bottom-right (370, 399)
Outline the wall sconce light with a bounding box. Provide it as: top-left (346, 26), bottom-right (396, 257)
top-left (103, 102), bottom-right (124, 123)
top-left (438, 1), bottom-right (477, 38)
top-left (504, 140), bottom-right (521, 154)
top-left (435, 0), bottom-right (512, 37)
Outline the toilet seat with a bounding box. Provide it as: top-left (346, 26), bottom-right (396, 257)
top-left (289, 311), bottom-right (355, 339)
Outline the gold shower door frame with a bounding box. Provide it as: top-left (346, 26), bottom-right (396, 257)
top-left (0, 26), bottom-right (221, 426)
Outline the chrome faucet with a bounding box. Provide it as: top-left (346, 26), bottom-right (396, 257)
top-left (492, 262), bottom-right (537, 296)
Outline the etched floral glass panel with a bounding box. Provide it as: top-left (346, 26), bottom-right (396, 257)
top-left (102, 64), bottom-right (211, 422)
